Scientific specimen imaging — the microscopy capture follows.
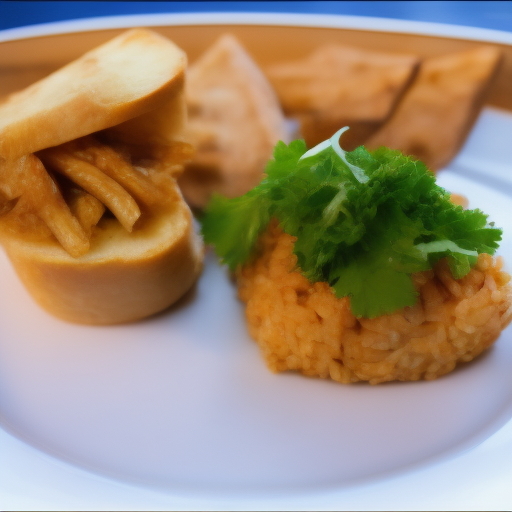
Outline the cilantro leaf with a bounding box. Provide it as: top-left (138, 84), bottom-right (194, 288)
top-left (333, 257), bottom-right (418, 318)
top-left (200, 133), bottom-right (503, 318)
top-left (201, 190), bottom-right (270, 271)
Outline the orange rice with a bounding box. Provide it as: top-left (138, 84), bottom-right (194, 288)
top-left (237, 221), bottom-right (512, 384)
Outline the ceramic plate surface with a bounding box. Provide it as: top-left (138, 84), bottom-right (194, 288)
top-left (1, 14), bottom-right (512, 511)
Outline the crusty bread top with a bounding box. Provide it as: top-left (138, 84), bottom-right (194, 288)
top-left (0, 28), bottom-right (187, 161)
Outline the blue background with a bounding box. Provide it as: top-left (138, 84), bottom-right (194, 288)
top-left (1, 1), bottom-right (511, 33)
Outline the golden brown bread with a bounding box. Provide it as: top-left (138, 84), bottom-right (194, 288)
top-left (0, 28), bottom-right (186, 161)
top-left (0, 29), bottom-right (204, 324)
top-left (1, 179), bottom-right (203, 324)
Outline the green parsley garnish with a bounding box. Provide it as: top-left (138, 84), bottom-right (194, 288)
top-left (201, 128), bottom-right (502, 318)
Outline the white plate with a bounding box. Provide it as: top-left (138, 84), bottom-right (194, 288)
top-left (1, 14), bottom-right (512, 511)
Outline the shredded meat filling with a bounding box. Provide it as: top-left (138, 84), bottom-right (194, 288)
top-left (0, 135), bottom-right (193, 257)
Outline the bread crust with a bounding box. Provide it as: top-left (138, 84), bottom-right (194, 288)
top-left (0, 28), bottom-right (187, 162)
top-left (1, 181), bottom-right (203, 324)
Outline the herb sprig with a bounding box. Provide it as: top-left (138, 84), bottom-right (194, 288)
top-left (201, 130), bottom-right (502, 318)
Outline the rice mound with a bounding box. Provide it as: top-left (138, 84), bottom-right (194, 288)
top-left (237, 221), bottom-right (512, 384)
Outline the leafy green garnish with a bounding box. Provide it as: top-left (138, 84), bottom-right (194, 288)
top-left (201, 130), bottom-right (502, 318)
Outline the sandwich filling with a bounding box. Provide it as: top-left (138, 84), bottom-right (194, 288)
top-left (0, 134), bottom-right (193, 257)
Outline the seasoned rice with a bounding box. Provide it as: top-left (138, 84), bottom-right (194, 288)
top-left (237, 221), bottom-right (512, 384)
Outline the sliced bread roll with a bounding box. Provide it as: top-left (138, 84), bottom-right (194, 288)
top-left (0, 29), bottom-right (204, 324)
top-left (1, 180), bottom-right (203, 325)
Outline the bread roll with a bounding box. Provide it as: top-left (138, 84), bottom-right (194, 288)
top-left (1, 181), bottom-right (203, 325)
top-left (0, 29), bottom-right (204, 324)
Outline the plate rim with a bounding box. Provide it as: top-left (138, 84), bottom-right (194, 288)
top-left (1, 11), bottom-right (512, 45)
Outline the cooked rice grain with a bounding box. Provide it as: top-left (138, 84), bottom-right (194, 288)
top-left (237, 222), bottom-right (512, 384)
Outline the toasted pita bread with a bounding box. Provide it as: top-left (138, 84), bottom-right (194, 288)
top-left (0, 29), bottom-right (203, 324)
top-left (365, 46), bottom-right (501, 170)
top-left (266, 44), bottom-right (419, 148)
top-left (179, 34), bottom-right (289, 209)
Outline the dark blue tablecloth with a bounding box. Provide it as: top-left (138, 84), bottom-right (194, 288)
top-left (0, 1), bottom-right (511, 33)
